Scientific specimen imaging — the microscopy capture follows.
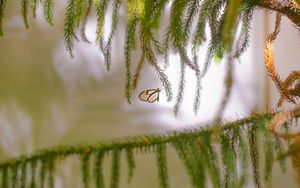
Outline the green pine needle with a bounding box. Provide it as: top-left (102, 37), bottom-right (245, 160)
top-left (0, 0), bottom-right (6, 36)
top-left (193, 56), bottom-right (201, 114)
top-left (274, 137), bottom-right (287, 173)
top-left (174, 60), bottom-right (186, 116)
top-left (30, 160), bottom-right (37, 188)
top-left (248, 125), bottom-right (261, 188)
top-left (234, 126), bottom-right (249, 187)
top-left (30, 0), bottom-right (38, 18)
top-left (221, 132), bottom-right (237, 188)
top-left (95, 0), bottom-right (109, 45)
top-left (1, 166), bottom-right (8, 188)
top-left (132, 51), bottom-right (145, 90)
top-left (173, 139), bottom-right (206, 188)
top-left (125, 148), bottom-right (136, 182)
top-left (80, 0), bottom-right (93, 43)
top-left (183, 0), bottom-right (200, 37)
top-left (20, 161), bottom-right (27, 188)
top-left (201, 132), bottom-right (221, 188)
top-left (104, 0), bottom-right (123, 70)
top-left (21, 0), bottom-right (29, 29)
top-left (234, 7), bottom-right (253, 58)
top-left (156, 144), bottom-right (169, 188)
top-left (257, 118), bottom-right (275, 183)
top-left (192, 0), bottom-right (213, 52)
top-left (169, 0), bottom-right (189, 46)
top-left (124, 15), bottom-right (137, 104)
top-left (48, 159), bottom-right (55, 188)
top-left (64, 0), bottom-right (77, 57)
top-left (110, 149), bottom-right (121, 188)
top-left (74, 0), bottom-right (87, 27)
top-left (44, 0), bottom-right (54, 26)
top-left (221, 0), bottom-right (241, 48)
top-left (11, 163), bottom-right (19, 188)
top-left (81, 152), bottom-right (91, 188)
top-left (94, 150), bottom-right (105, 188)
top-left (40, 159), bottom-right (47, 188)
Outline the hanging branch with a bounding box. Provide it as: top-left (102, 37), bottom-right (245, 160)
top-left (214, 54), bottom-right (234, 122)
top-left (0, 112), bottom-right (299, 187)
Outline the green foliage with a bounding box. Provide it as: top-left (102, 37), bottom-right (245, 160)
top-left (80, 0), bottom-right (93, 43)
top-left (173, 138), bottom-right (206, 187)
top-left (234, 1), bottom-right (255, 57)
top-left (44, 0), bottom-right (54, 25)
top-left (234, 126), bottom-right (249, 187)
top-left (193, 56), bottom-right (201, 114)
top-left (64, 0), bottom-right (77, 57)
top-left (30, 0), bottom-right (39, 18)
top-left (125, 148), bottom-right (135, 182)
top-left (81, 152), bottom-right (91, 188)
top-left (1, 1), bottom-right (300, 187)
top-left (0, 112), bottom-right (295, 187)
top-left (222, 0), bottom-right (241, 48)
top-left (110, 149), bottom-right (121, 188)
top-left (103, 0), bottom-right (122, 69)
top-left (0, 0), bottom-right (6, 36)
top-left (174, 60), bottom-right (186, 116)
top-left (21, 0), bottom-right (29, 29)
top-left (1, 166), bottom-right (8, 188)
top-left (156, 144), bottom-right (169, 188)
top-left (20, 160), bottom-right (27, 188)
top-left (40, 158), bottom-right (47, 188)
top-left (221, 132), bottom-right (237, 188)
top-left (95, 0), bottom-right (109, 48)
top-left (0, 0), bottom-right (264, 113)
top-left (248, 124), bottom-right (261, 188)
top-left (30, 160), bottom-right (37, 188)
top-left (11, 163), bottom-right (19, 188)
top-left (94, 150), bottom-right (105, 188)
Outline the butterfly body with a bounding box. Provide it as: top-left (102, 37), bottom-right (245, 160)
top-left (138, 88), bottom-right (160, 103)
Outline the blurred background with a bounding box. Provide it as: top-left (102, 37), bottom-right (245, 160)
top-left (0, 1), bottom-right (299, 187)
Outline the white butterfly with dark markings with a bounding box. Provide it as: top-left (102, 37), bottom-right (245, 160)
top-left (138, 88), bottom-right (160, 103)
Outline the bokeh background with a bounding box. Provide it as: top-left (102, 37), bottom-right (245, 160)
top-left (0, 1), bottom-right (300, 187)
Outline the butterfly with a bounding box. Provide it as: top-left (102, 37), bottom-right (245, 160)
top-left (138, 88), bottom-right (160, 103)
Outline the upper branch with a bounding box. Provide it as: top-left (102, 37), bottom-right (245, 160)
top-left (258, 0), bottom-right (300, 28)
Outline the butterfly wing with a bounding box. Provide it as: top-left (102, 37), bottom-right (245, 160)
top-left (147, 90), bottom-right (160, 103)
top-left (138, 90), bottom-right (151, 102)
top-left (138, 88), bottom-right (160, 103)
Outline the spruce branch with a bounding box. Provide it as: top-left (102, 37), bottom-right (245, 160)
top-left (125, 148), bottom-right (135, 182)
top-left (81, 152), bottom-right (91, 188)
top-left (174, 60), bottom-right (186, 116)
top-left (0, 0), bottom-right (6, 36)
top-left (80, 0), bottom-right (93, 43)
top-left (104, 0), bottom-right (123, 69)
top-left (110, 149), bottom-right (121, 188)
top-left (0, 112), bottom-right (297, 187)
top-left (64, 0), bottom-right (77, 57)
top-left (215, 55), bottom-right (234, 122)
top-left (94, 150), bottom-right (105, 188)
top-left (44, 0), bottom-right (54, 26)
top-left (248, 124), bottom-right (261, 188)
top-left (30, 0), bottom-right (39, 18)
top-left (30, 160), bottom-right (37, 188)
top-left (258, 0), bottom-right (300, 28)
top-left (156, 144), bottom-right (169, 188)
top-left (193, 56), bottom-right (202, 115)
top-left (95, 0), bottom-right (109, 50)
top-left (21, 0), bottom-right (30, 29)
